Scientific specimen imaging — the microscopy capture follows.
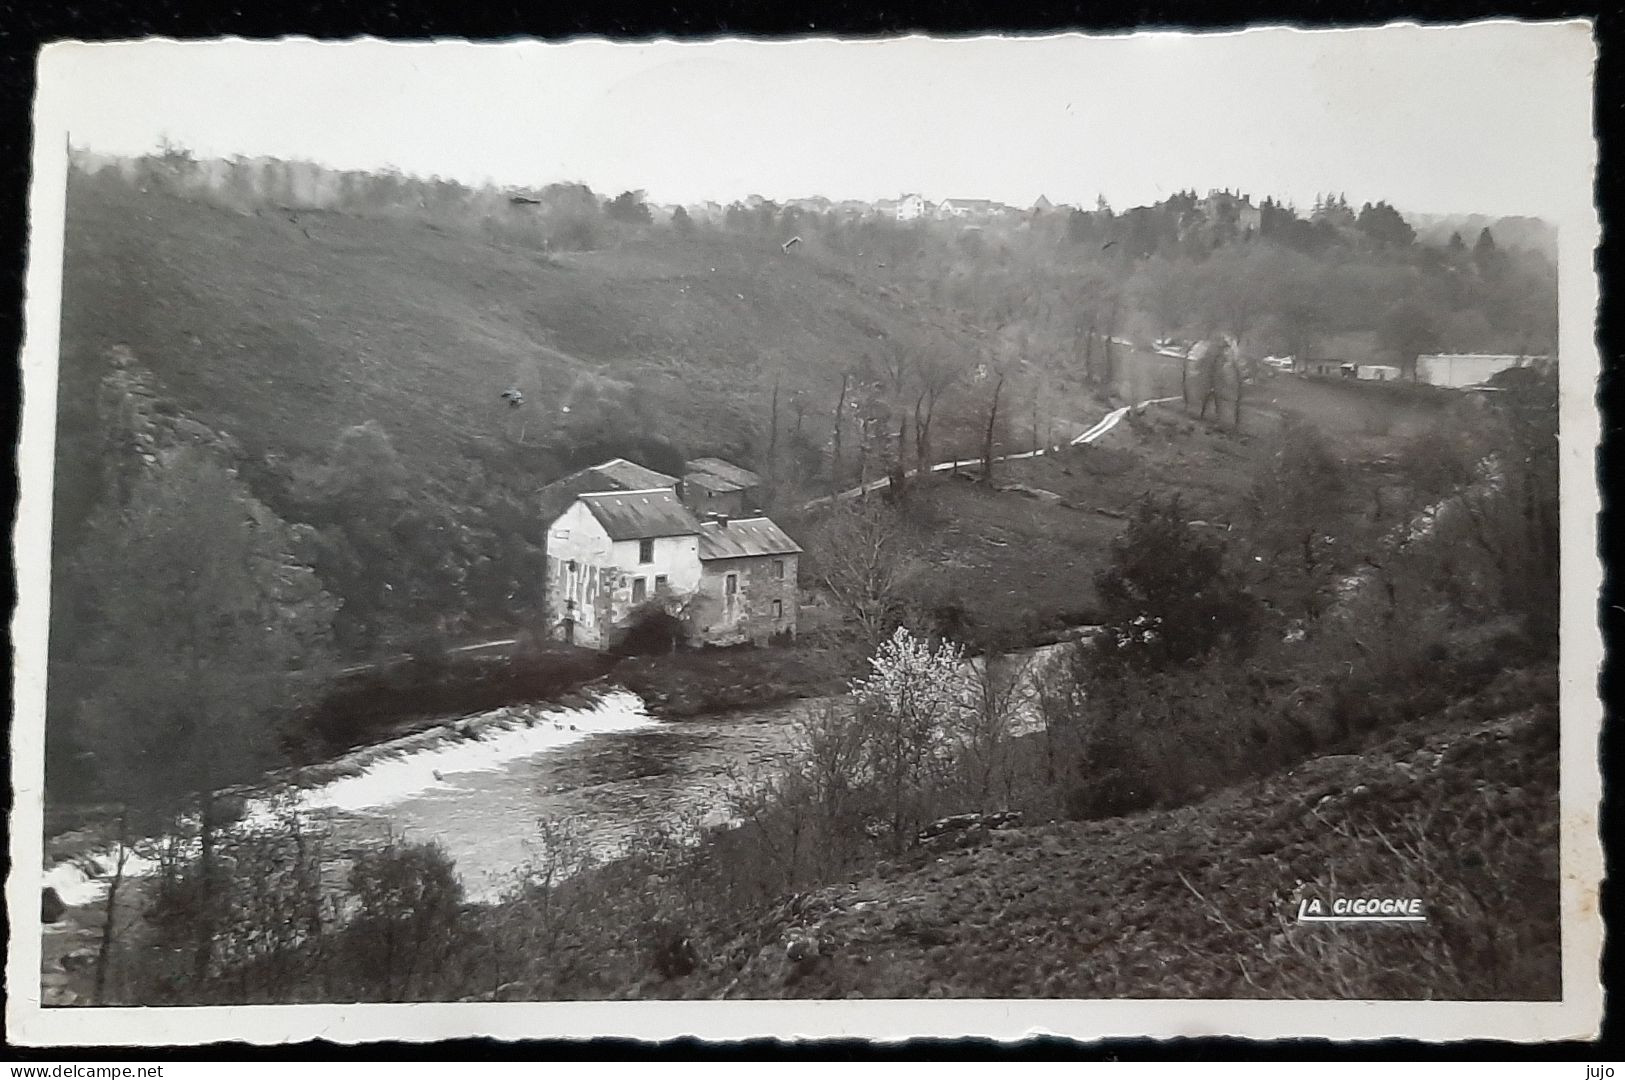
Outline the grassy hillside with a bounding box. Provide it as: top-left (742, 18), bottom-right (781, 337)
top-left (51, 171), bottom-right (1035, 660)
top-left (55, 173), bottom-right (988, 516)
top-left (667, 672), bottom-right (1561, 1000)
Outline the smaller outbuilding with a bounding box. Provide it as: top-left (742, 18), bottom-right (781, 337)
top-left (681, 457), bottom-right (764, 518)
top-left (691, 515), bottom-right (803, 646)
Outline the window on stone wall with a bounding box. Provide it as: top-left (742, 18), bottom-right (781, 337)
top-left (773, 559), bottom-right (784, 579)
top-left (726, 573), bottom-right (738, 596)
top-left (654, 574), bottom-right (668, 592)
top-left (772, 599), bottom-right (783, 619)
top-left (632, 577), bottom-right (646, 603)
top-left (639, 538), bottom-right (654, 563)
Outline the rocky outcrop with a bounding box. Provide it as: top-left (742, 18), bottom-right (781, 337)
top-left (917, 810), bottom-right (1022, 853)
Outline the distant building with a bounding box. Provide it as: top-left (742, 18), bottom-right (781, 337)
top-left (896, 193), bottom-right (932, 221)
top-left (1200, 188), bottom-right (1262, 234)
top-left (1416, 353), bottom-right (1551, 389)
top-left (1356, 363), bottom-right (1403, 382)
top-left (937, 198), bottom-right (994, 219)
top-left (542, 460), bottom-right (798, 649)
top-left (1031, 194), bottom-right (1055, 213)
top-left (1304, 358), bottom-right (1351, 378)
top-left (681, 456), bottom-right (763, 519)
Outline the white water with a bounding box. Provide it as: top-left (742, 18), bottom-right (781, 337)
top-left (43, 849), bottom-right (162, 909)
top-left (43, 689), bottom-right (658, 909)
top-left (276, 690), bottom-right (654, 817)
top-left (43, 643), bottom-right (1089, 913)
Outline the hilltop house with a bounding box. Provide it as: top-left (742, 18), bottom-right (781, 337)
top-left (896, 193), bottom-right (932, 221)
top-left (1198, 189), bottom-right (1263, 235)
top-left (937, 198), bottom-right (994, 220)
top-left (542, 469), bottom-right (800, 650)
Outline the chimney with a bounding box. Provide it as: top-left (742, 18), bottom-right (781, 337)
top-left (709, 511), bottom-right (729, 528)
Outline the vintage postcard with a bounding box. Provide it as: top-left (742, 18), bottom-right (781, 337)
top-left (7, 23), bottom-right (1603, 1046)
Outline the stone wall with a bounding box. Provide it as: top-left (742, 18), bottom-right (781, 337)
top-left (690, 554), bottom-right (799, 646)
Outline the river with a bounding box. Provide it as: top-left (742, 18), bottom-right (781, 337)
top-left (307, 692), bottom-right (806, 902)
top-left (45, 690), bottom-right (810, 908)
top-left (45, 638), bottom-right (1080, 914)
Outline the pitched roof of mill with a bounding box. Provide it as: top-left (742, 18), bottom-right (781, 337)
top-left (579, 489), bottom-right (702, 541)
top-left (696, 516), bottom-right (803, 561)
top-left (539, 458), bottom-right (679, 523)
top-left (683, 470), bottom-right (738, 494)
top-left (684, 457), bottom-right (761, 491)
top-left (591, 457), bottom-right (680, 491)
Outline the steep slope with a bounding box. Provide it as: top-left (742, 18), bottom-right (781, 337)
top-left (56, 175), bottom-right (983, 496)
top-left (696, 673), bottom-right (1559, 1001)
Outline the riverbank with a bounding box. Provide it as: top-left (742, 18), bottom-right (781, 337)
top-left (700, 685), bottom-right (1560, 1000)
top-left (458, 664), bottom-right (1560, 1002)
top-left (612, 645), bottom-right (850, 718)
top-left (43, 637), bottom-right (1560, 1006)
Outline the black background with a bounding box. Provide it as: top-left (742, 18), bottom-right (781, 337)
top-left (0, 0), bottom-right (1617, 1061)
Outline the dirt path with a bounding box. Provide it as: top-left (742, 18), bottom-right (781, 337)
top-left (799, 395), bottom-right (1183, 512)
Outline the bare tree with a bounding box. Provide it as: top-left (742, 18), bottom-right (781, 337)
top-left (954, 650), bottom-right (1032, 811)
top-left (909, 350), bottom-right (962, 487)
top-left (1229, 349), bottom-right (1254, 430)
top-left (981, 371), bottom-right (1005, 484)
top-left (806, 497), bottom-right (922, 646)
top-left (875, 342), bottom-right (914, 499)
top-left (1244, 419), bottom-right (1347, 622)
top-left (829, 371), bottom-right (849, 500)
top-left (766, 366), bottom-right (781, 492)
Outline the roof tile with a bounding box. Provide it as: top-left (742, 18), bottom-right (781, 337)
top-left (581, 489), bottom-right (702, 541)
top-left (697, 517), bottom-right (802, 561)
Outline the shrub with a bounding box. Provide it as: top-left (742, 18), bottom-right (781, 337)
top-left (1093, 493), bottom-right (1260, 670)
top-left (342, 837), bottom-right (469, 1000)
top-left (610, 603), bottom-right (688, 656)
top-left (643, 918), bottom-right (699, 979)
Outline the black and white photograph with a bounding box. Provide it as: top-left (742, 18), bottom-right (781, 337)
top-left (7, 23), bottom-right (1603, 1045)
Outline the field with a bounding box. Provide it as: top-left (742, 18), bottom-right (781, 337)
top-left (872, 387), bottom-right (1409, 641)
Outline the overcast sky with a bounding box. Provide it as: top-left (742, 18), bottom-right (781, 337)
top-left (41, 22), bottom-right (1594, 218)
